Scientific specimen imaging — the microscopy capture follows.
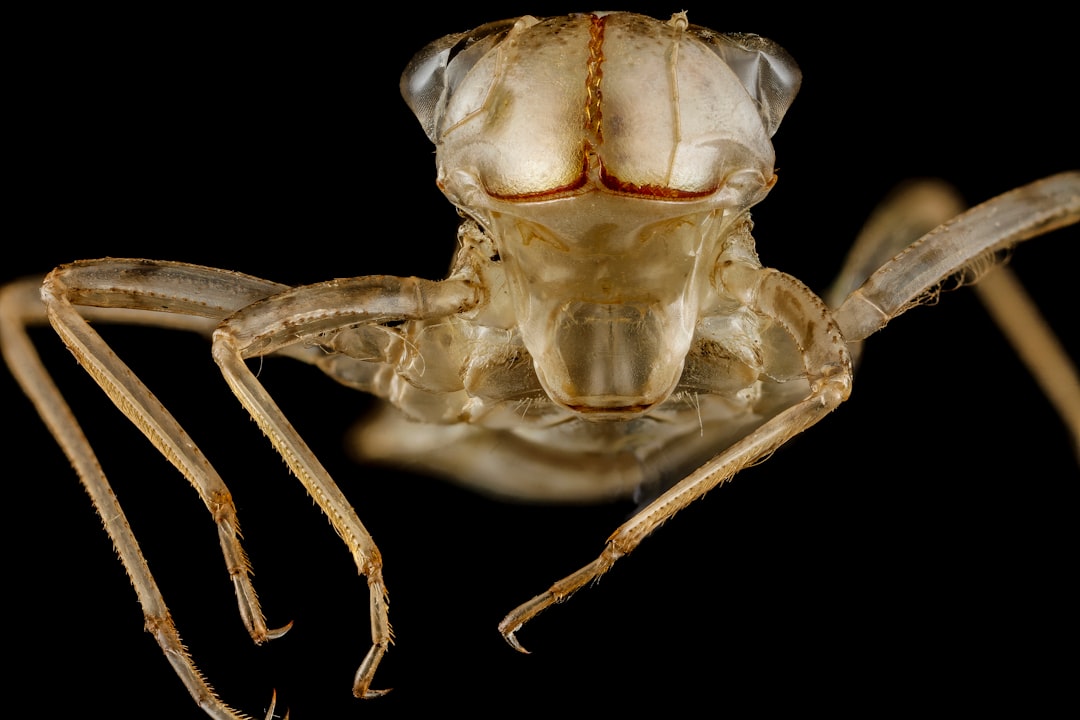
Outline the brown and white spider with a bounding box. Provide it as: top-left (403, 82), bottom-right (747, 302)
top-left (4, 5), bottom-right (1076, 718)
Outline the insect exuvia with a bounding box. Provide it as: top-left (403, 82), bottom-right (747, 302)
top-left (4, 10), bottom-right (1076, 718)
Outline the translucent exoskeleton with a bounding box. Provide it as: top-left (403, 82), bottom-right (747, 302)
top-left (3, 10), bottom-right (1077, 718)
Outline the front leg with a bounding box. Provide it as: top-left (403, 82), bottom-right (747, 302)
top-left (500, 269), bottom-right (853, 650)
top-left (212, 274), bottom-right (481, 697)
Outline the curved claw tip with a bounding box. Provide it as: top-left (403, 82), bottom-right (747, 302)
top-left (502, 628), bottom-right (531, 654)
top-left (266, 620), bottom-right (294, 641)
top-left (361, 688), bottom-right (393, 699)
top-left (265, 689), bottom-right (290, 720)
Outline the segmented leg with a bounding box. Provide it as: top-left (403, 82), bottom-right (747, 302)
top-left (500, 268), bottom-right (854, 649)
top-left (825, 179), bottom-right (966, 310)
top-left (499, 171), bottom-right (1080, 650)
top-left (824, 179), bottom-right (966, 369)
top-left (833, 171), bottom-right (1080, 455)
top-left (0, 267), bottom-right (289, 720)
top-left (973, 266), bottom-right (1080, 460)
top-left (833, 172), bottom-right (1080, 343)
top-left (210, 273), bottom-right (481, 696)
top-left (4, 257), bottom-right (482, 708)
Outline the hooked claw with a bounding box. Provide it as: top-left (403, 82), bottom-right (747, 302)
top-left (265, 619), bottom-right (294, 641)
top-left (265, 689), bottom-right (289, 720)
top-left (499, 624), bottom-right (531, 655)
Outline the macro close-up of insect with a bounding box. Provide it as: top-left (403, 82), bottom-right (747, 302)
top-left (5, 5), bottom-right (1077, 718)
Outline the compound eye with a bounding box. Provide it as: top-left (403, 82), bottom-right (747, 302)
top-left (400, 17), bottom-right (527, 143)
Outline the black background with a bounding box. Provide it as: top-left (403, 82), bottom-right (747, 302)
top-left (6, 3), bottom-right (1077, 717)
